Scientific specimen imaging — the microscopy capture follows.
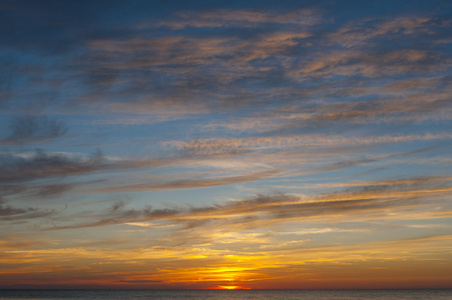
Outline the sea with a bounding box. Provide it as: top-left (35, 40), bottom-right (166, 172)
top-left (0, 289), bottom-right (451, 300)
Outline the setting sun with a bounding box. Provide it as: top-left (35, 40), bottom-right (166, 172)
top-left (219, 286), bottom-right (239, 290)
top-left (215, 285), bottom-right (250, 290)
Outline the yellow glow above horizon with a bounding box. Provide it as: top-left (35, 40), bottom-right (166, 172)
top-left (217, 285), bottom-right (240, 289)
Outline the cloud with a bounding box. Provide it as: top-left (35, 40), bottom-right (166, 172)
top-left (0, 0), bottom-right (130, 54)
top-left (305, 145), bottom-right (443, 175)
top-left (0, 199), bottom-right (30, 216)
top-left (66, 9), bottom-right (451, 132)
top-left (155, 7), bottom-right (320, 29)
top-left (174, 138), bottom-right (250, 156)
top-left (0, 198), bottom-right (55, 221)
top-left (168, 132), bottom-right (452, 153)
top-left (79, 28), bottom-right (313, 107)
top-left (0, 183), bottom-right (73, 199)
top-left (95, 169), bottom-right (280, 193)
top-left (0, 116), bottom-right (68, 145)
top-left (161, 134), bottom-right (450, 178)
top-left (49, 176), bottom-right (452, 233)
top-left (0, 148), bottom-right (175, 200)
top-left (0, 146), bottom-right (197, 186)
top-left (67, 7), bottom-right (319, 113)
top-left (0, 137), bottom-right (274, 201)
top-left (288, 48), bottom-right (448, 80)
top-left (327, 16), bottom-right (435, 48)
top-left (0, 149), bottom-right (104, 184)
top-left (4, 2), bottom-right (448, 133)
top-left (49, 201), bottom-right (179, 230)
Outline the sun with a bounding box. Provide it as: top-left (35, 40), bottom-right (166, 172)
top-left (212, 285), bottom-right (251, 290)
top-left (219, 285), bottom-right (239, 290)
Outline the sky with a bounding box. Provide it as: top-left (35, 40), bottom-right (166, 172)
top-left (1, 0), bottom-right (452, 290)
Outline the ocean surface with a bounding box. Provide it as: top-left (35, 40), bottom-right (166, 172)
top-left (0, 289), bottom-right (451, 300)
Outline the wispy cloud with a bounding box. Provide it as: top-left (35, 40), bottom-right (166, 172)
top-left (155, 7), bottom-right (320, 29)
top-left (95, 169), bottom-right (280, 193)
top-left (0, 198), bottom-right (55, 221)
top-left (48, 176), bottom-right (452, 233)
top-left (0, 116), bottom-right (67, 145)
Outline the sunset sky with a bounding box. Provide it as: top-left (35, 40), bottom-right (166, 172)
top-left (1, 0), bottom-right (452, 289)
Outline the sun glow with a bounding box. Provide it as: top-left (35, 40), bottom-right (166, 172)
top-left (219, 285), bottom-right (239, 289)
top-left (214, 285), bottom-right (250, 290)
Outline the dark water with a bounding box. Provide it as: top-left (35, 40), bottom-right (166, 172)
top-left (0, 289), bottom-right (451, 300)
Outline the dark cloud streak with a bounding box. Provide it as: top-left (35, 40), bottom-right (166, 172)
top-left (0, 116), bottom-right (68, 145)
top-left (0, 198), bottom-right (55, 221)
top-left (48, 176), bottom-right (452, 231)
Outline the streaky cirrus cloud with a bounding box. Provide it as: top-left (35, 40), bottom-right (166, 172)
top-left (48, 176), bottom-right (452, 233)
top-left (0, 116), bottom-right (67, 145)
